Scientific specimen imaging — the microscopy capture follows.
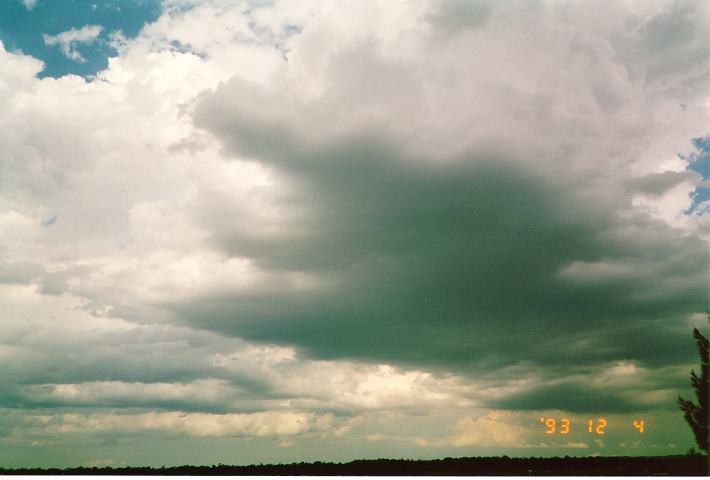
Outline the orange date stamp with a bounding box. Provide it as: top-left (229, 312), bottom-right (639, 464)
top-left (539, 417), bottom-right (645, 435)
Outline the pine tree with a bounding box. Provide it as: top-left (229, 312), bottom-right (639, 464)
top-left (678, 320), bottom-right (708, 453)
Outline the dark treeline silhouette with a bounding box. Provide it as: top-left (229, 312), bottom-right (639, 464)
top-left (1, 454), bottom-right (707, 476)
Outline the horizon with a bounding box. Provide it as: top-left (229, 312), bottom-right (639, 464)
top-left (0, 0), bottom-right (708, 469)
top-left (1, 453), bottom-right (708, 475)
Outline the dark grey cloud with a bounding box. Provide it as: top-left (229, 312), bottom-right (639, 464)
top-left (493, 382), bottom-right (642, 414)
top-left (174, 2), bottom-right (710, 416)
top-left (187, 95), bottom-right (706, 384)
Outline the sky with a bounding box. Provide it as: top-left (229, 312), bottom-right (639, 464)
top-left (0, 0), bottom-right (708, 469)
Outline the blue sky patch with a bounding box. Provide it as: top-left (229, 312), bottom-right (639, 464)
top-left (686, 135), bottom-right (710, 214)
top-left (0, 0), bottom-right (162, 78)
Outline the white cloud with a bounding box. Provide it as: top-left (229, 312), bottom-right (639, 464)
top-left (213, 349), bottom-right (473, 411)
top-left (21, 0), bottom-right (37, 10)
top-left (43, 25), bottom-right (103, 62)
top-left (20, 379), bottom-right (241, 407)
top-left (0, 40), bottom-right (44, 86)
top-left (34, 410), bottom-right (331, 438)
top-left (443, 411), bottom-right (532, 448)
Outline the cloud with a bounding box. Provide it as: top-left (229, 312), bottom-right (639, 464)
top-left (184, 0), bottom-right (709, 378)
top-left (626, 171), bottom-right (701, 197)
top-left (21, 0), bottom-right (37, 10)
top-left (211, 349), bottom-right (472, 412)
top-left (0, 40), bottom-right (44, 82)
top-left (481, 361), bottom-right (691, 414)
top-left (444, 411), bottom-right (532, 448)
top-left (17, 379), bottom-right (244, 411)
top-left (0, 280), bottom-right (474, 421)
top-left (30, 410), bottom-right (332, 438)
top-left (43, 25), bottom-right (103, 62)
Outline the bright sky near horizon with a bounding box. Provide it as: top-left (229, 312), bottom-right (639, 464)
top-left (0, 0), bottom-right (709, 469)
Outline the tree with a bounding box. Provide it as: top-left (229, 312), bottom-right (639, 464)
top-left (678, 317), bottom-right (708, 454)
